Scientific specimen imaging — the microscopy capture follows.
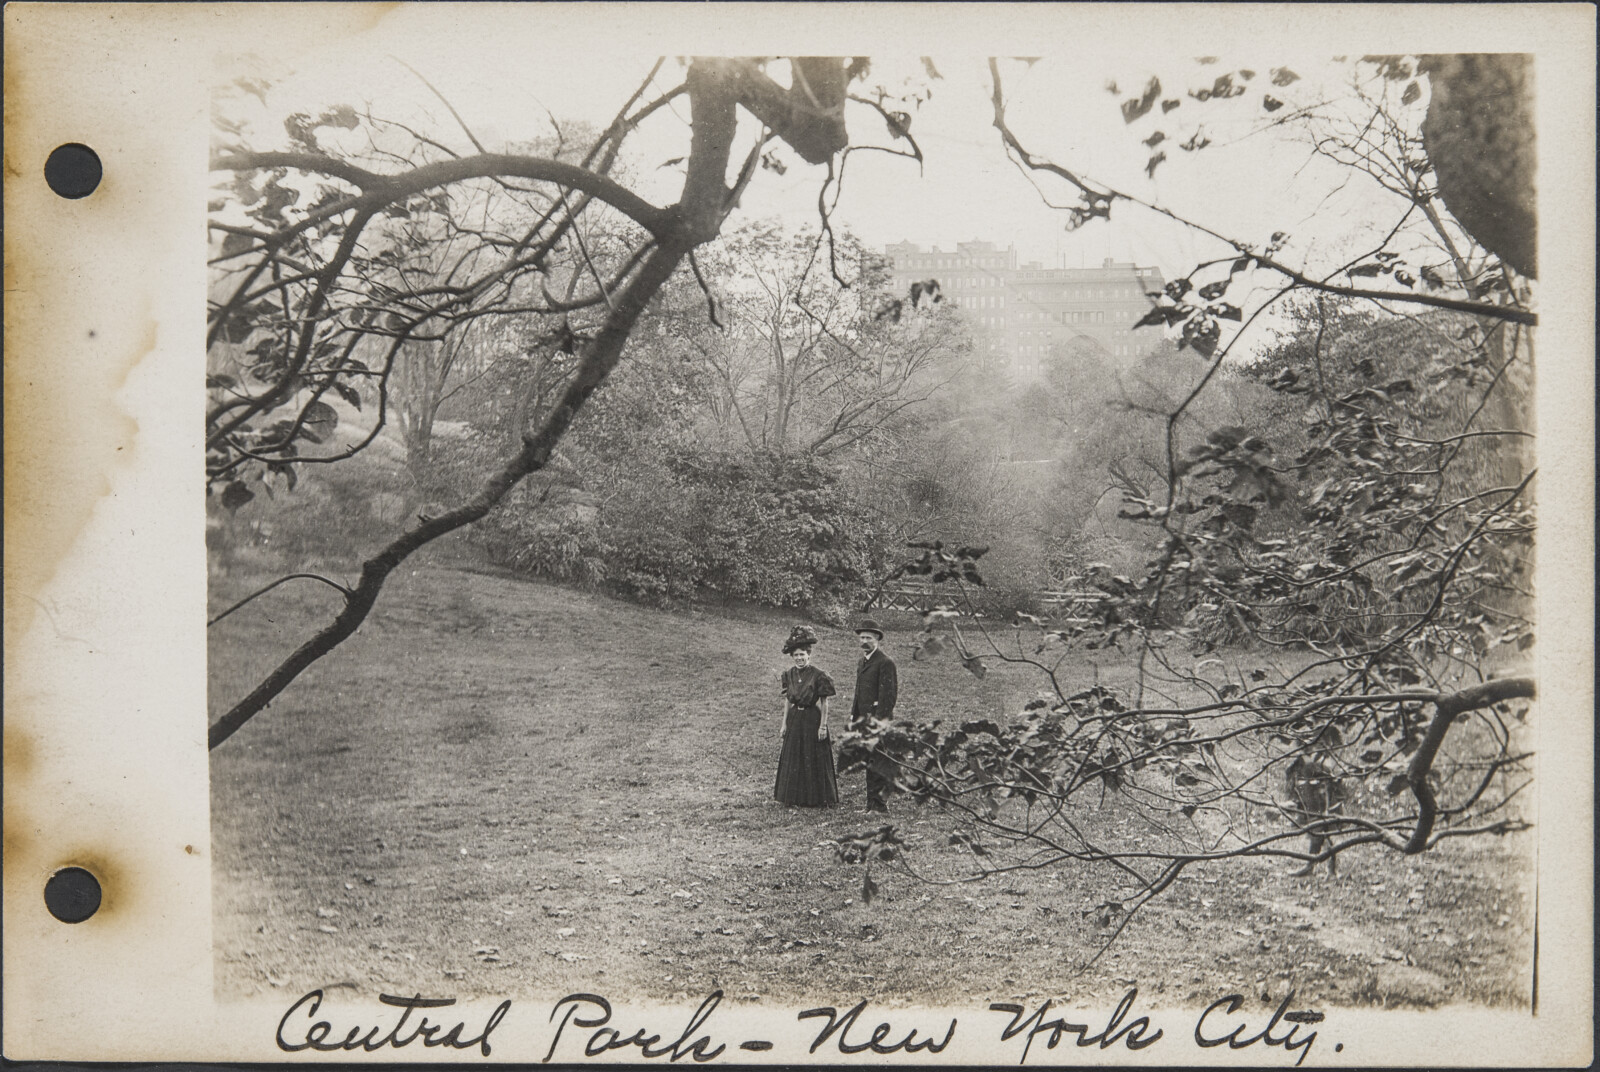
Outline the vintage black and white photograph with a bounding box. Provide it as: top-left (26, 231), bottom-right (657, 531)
top-left (204, 29), bottom-right (1547, 1011)
top-left (5, 3), bottom-right (1592, 1065)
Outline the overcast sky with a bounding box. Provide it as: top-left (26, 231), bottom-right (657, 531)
top-left (214, 5), bottom-right (1522, 357)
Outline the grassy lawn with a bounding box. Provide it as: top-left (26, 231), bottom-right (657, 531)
top-left (209, 560), bottom-right (1533, 1009)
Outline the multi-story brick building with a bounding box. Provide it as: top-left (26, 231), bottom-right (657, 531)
top-left (885, 240), bottom-right (1166, 379)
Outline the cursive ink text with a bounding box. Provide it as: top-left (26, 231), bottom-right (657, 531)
top-left (276, 991), bottom-right (510, 1056)
top-left (990, 988), bottom-right (1163, 1063)
top-left (798, 1000), bottom-right (956, 1055)
top-left (543, 991), bottom-right (726, 1063)
top-left (1195, 991), bottom-right (1324, 1066)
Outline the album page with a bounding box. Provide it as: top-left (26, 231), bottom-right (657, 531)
top-left (4, 3), bottom-right (1593, 1065)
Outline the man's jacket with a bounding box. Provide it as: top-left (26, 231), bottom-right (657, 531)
top-left (850, 649), bottom-right (898, 724)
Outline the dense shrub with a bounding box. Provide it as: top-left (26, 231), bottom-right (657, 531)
top-left (475, 449), bottom-right (892, 609)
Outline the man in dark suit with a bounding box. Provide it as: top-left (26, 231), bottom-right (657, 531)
top-left (849, 618), bottom-right (898, 813)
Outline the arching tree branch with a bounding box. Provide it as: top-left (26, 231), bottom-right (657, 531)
top-left (212, 151), bottom-right (676, 239)
top-left (1403, 677), bottom-right (1536, 853)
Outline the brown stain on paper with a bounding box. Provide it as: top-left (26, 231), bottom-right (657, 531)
top-left (2, 6), bottom-right (153, 956)
top-left (4, 9), bottom-right (409, 1044)
top-left (4, 716), bottom-right (133, 936)
top-left (3, 722), bottom-right (36, 781)
top-left (360, 1), bottom-right (404, 30)
top-left (49, 849), bottom-right (127, 922)
top-left (3, 10), bottom-right (150, 653)
top-left (4, 5), bottom-right (401, 657)
top-left (2, 721), bottom-right (34, 881)
top-left (1, 298), bottom-right (150, 651)
top-left (3, 807), bottom-right (32, 873)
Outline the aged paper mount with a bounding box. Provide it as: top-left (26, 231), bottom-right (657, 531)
top-left (4, 2), bottom-right (1593, 1064)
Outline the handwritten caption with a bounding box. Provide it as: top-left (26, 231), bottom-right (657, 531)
top-left (276, 986), bottom-right (1338, 1065)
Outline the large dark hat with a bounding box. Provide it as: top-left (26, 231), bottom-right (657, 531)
top-left (783, 625), bottom-right (819, 654)
top-left (853, 618), bottom-right (885, 639)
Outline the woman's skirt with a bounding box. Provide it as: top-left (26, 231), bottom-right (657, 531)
top-left (773, 705), bottom-right (838, 807)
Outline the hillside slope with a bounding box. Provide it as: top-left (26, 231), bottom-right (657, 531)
top-left (209, 564), bottom-right (1533, 1009)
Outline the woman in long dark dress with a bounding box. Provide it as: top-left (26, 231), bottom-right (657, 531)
top-left (774, 626), bottom-right (839, 807)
